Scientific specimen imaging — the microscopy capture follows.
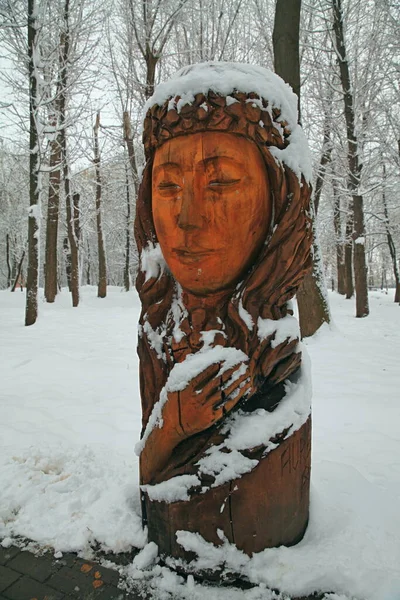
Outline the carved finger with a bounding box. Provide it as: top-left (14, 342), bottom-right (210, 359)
top-left (221, 362), bottom-right (249, 389)
top-left (192, 362), bottom-right (221, 392)
top-left (268, 352), bottom-right (301, 387)
top-left (197, 365), bottom-right (236, 401)
top-left (198, 360), bottom-right (249, 405)
top-left (259, 338), bottom-right (298, 379)
top-left (200, 362), bottom-right (248, 404)
top-left (201, 382), bottom-right (221, 403)
top-left (213, 375), bottom-right (252, 411)
top-left (218, 364), bottom-right (238, 385)
top-left (222, 370), bottom-right (250, 399)
top-left (197, 361), bottom-right (244, 399)
top-left (221, 378), bottom-right (252, 413)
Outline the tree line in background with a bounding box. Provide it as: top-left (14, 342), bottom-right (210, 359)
top-left (0, 0), bottom-right (399, 332)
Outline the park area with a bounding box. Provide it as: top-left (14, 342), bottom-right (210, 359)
top-left (0, 287), bottom-right (399, 600)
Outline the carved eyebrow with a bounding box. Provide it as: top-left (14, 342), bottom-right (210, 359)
top-left (202, 156), bottom-right (241, 166)
top-left (153, 162), bottom-right (181, 175)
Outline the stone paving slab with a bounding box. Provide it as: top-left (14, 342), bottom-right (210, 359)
top-left (0, 548), bottom-right (20, 567)
top-left (3, 576), bottom-right (65, 600)
top-left (0, 566), bottom-right (21, 594)
top-left (7, 552), bottom-right (60, 583)
top-left (0, 544), bottom-right (146, 600)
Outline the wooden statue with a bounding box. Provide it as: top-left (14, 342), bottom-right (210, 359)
top-left (135, 63), bottom-right (313, 575)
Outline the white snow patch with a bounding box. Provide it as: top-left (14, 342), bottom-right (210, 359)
top-left (257, 313), bottom-right (300, 348)
top-left (132, 542), bottom-right (158, 570)
top-left (269, 124), bottom-right (313, 182)
top-left (0, 445), bottom-right (146, 553)
top-left (142, 475), bottom-right (201, 503)
top-left (143, 320), bottom-right (166, 360)
top-left (238, 300), bottom-right (254, 331)
top-left (165, 346), bottom-right (247, 394)
top-left (200, 329), bottom-right (227, 347)
top-left (176, 529), bottom-right (249, 573)
top-left (141, 241), bottom-right (166, 282)
top-left (171, 287), bottom-right (187, 343)
top-left (28, 204), bottom-right (41, 220)
top-left (225, 95), bottom-right (238, 106)
top-left (196, 449), bottom-right (258, 488)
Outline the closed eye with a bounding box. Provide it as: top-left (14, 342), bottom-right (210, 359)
top-left (158, 181), bottom-right (181, 190)
top-left (208, 179), bottom-right (241, 187)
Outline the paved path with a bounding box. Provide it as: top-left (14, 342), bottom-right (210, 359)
top-left (0, 544), bottom-right (146, 600)
top-left (0, 543), bottom-right (327, 600)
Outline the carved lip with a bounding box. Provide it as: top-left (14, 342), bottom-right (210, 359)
top-left (172, 247), bottom-right (215, 262)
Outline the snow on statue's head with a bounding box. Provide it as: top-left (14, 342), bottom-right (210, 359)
top-left (135, 62), bottom-right (312, 428)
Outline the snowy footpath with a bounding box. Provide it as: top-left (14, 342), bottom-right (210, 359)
top-left (0, 287), bottom-right (399, 600)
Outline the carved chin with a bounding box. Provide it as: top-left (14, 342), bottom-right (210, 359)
top-left (164, 253), bottom-right (246, 295)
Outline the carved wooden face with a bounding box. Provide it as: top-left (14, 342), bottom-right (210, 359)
top-left (152, 132), bottom-right (272, 295)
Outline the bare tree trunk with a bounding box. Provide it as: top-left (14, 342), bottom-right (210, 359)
top-left (73, 192), bottom-right (80, 242)
top-left (313, 110), bottom-right (333, 215)
top-left (59, 0), bottom-right (79, 307)
top-left (124, 164), bottom-right (131, 292)
top-left (145, 46), bottom-right (158, 99)
top-left (86, 239), bottom-right (91, 285)
top-left (273, 0), bottom-right (332, 337)
top-left (396, 143), bottom-right (400, 303)
top-left (25, 0), bottom-right (40, 326)
top-left (44, 30), bottom-right (65, 305)
top-left (352, 195), bottom-right (369, 315)
top-left (296, 235), bottom-right (330, 337)
top-left (63, 236), bottom-right (71, 291)
top-left (332, 176), bottom-right (346, 294)
top-left (6, 233), bottom-right (12, 288)
top-left (44, 121), bottom-right (62, 303)
top-left (273, 0), bottom-right (301, 117)
top-left (382, 165), bottom-right (400, 304)
top-left (64, 177), bottom-right (79, 305)
top-left (273, 0), bottom-right (330, 337)
top-left (122, 111), bottom-right (139, 292)
top-left (123, 111), bottom-right (139, 191)
top-left (93, 112), bottom-right (107, 298)
top-left (344, 204), bottom-right (354, 298)
top-left (332, 0), bottom-right (369, 318)
top-left (297, 178), bottom-right (331, 337)
top-left (11, 251), bottom-right (25, 292)
top-left (297, 113), bottom-right (333, 336)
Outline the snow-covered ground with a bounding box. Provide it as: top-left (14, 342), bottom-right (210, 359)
top-left (0, 287), bottom-right (399, 600)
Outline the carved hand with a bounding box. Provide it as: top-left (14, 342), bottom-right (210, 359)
top-left (140, 360), bottom-right (251, 484)
top-left (170, 361), bottom-right (252, 438)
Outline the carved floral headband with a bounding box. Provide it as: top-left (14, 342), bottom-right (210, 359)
top-left (142, 90), bottom-right (292, 160)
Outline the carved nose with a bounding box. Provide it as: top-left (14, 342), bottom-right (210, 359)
top-left (177, 186), bottom-right (202, 231)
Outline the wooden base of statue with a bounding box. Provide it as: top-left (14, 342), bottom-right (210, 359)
top-left (143, 416), bottom-right (311, 574)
